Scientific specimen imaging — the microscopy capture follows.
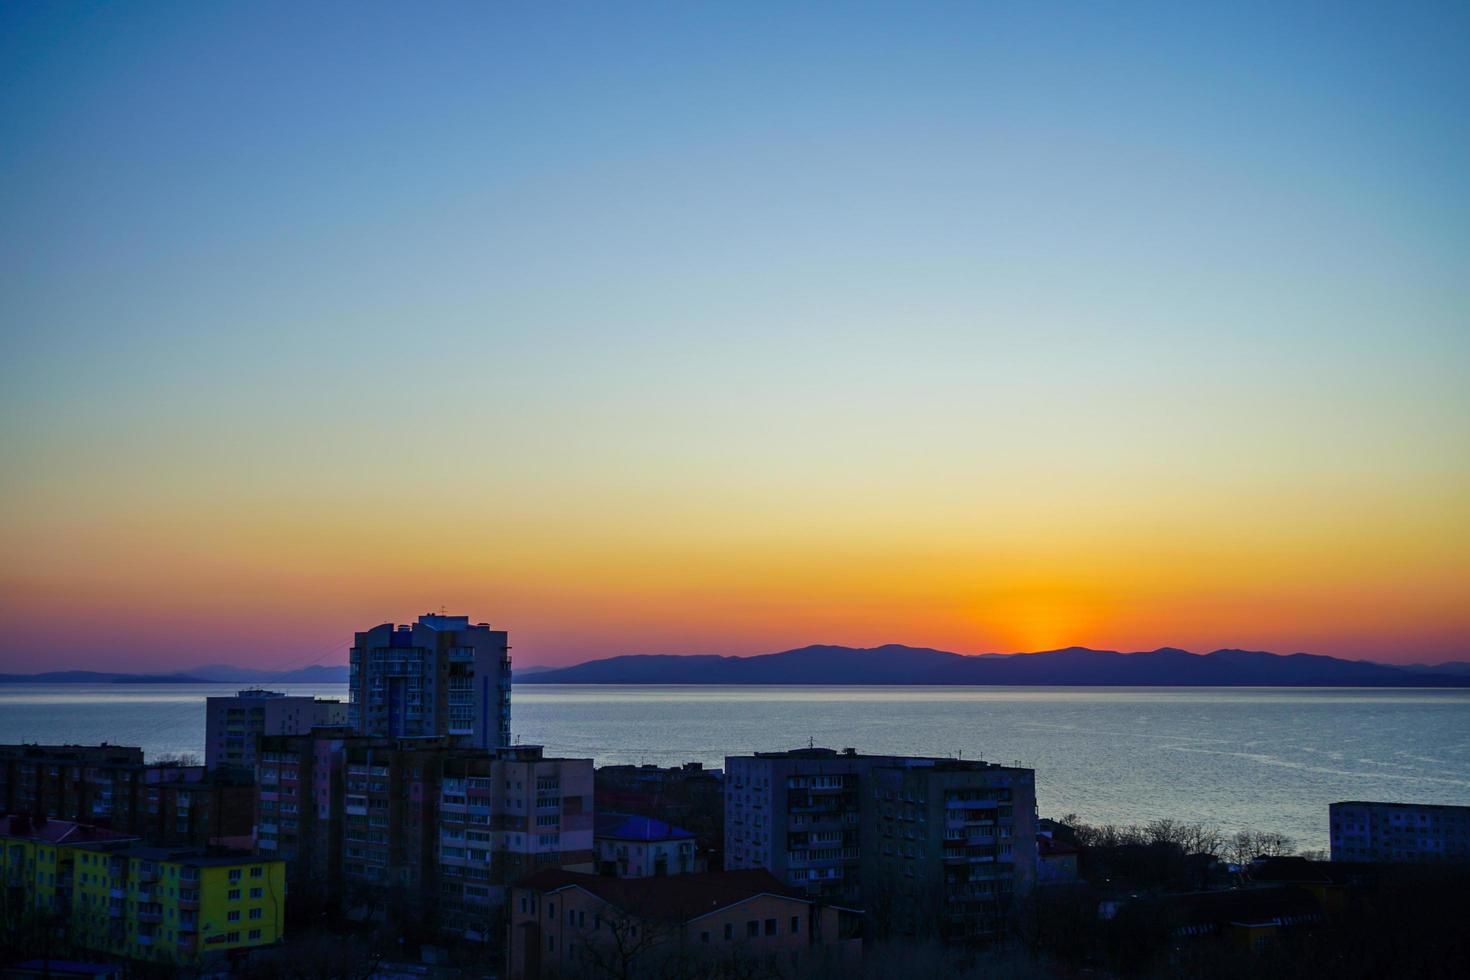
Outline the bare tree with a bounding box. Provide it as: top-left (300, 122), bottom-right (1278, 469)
top-left (570, 901), bottom-right (681, 980)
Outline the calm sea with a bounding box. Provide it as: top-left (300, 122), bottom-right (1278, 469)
top-left (3, 683), bottom-right (1468, 851)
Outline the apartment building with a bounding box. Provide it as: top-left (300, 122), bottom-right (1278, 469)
top-left (0, 744), bottom-right (145, 823)
top-left (725, 748), bottom-right (1038, 942)
top-left (1330, 801), bottom-right (1470, 863)
top-left (0, 745), bottom-right (254, 846)
top-left (506, 868), bottom-right (860, 980)
top-left (435, 746), bottom-right (594, 937)
top-left (594, 812), bottom-right (702, 878)
top-left (348, 613), bottom-right (512, 749)
top-left (254, 726), bottom-right (358, 897)
top-left (865, 759), bottom-right (1037, 942)
top-left (1, 815), bottom-right (284, 967)
top-left (253, 731), bottom-right (592, 935)
top-left (204, 689), bottom-right (347, 772)
top-left (725, 748), bottom-right (874, 906)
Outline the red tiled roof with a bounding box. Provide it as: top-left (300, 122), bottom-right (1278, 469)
top-left (0, 814), bottom-right (137, 845)
top-left (515, 868), bottom-right (802, 922)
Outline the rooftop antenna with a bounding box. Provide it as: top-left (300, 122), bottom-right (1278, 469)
top-left (808, 736), bottom-right (814, 750)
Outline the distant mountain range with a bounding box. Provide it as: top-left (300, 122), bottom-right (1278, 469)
top-left (0, 664), bottom-right (351, 685)
top-left (3, 646), bottom-right (1467, 687)
top-left (0, 662), bottom-right (560, 684)
top-left (516, 644), bottom-right (1470, 687)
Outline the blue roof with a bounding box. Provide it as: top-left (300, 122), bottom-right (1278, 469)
top-left (595, 811), bottom-right (695, 842)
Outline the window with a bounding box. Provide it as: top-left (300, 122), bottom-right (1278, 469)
top-left (228, 889), bottom-right (240, 901)
top-left (249, 908), bottom-right (262, 920)
top-left (747, 920), bottom-right (759, 938)
top-left (249, 887), bottom-right (262, 898)
top-left (724, 923), bottom-right (733, 940)
top-left (547, 936), bottom-right (555, 952)
top-left (701, 930), bottom-right (710, 944)
top-left (228, 869), bottom-right (242, 883)
top-left (251, 867), bottom-right (263, 878)
top-left (227, 931), bottom-right (240, 943)
top-left (228, 911), bottom-right (240, 922)
top-left (791, 915), bottom-right (801, 934)
top-left (548, 901), bottom-right (555, 918)
top-left (764, 918), bottom-right (777, 936)
top-left (249, 928), bottom-right (262, 940)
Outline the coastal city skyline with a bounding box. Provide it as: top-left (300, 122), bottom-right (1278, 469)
top-left (3, 2), bottom-right (1468, 672)
top-left (3, 3), bottom-right (1467, 977)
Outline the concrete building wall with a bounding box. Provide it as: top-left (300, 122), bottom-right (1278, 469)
top-left (205, 691), bottom-right (347, 772)
top-left (506, 881), bottom-right (848, 980)
top-left (726, 748), bottom-right (1038, 943)
top-left (595, 835), bottom-right (701, 878)
top-left (1330, 801), bottom-right (1470, 863)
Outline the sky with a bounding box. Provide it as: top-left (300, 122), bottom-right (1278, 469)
top-left (1, 1), bottom-right (1467, 672)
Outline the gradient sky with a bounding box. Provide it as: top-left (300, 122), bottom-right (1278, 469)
top-left (2, 2), bottom-right (1468, 671)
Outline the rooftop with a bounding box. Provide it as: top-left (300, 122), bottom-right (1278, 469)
top-left (1332, 800), bottom-right (1470, 812)
top-left (595, 811), bottom-right (696, 842)
top-left (516, 868), bottom-right (805, 922)
top-left (69, 842), bottom-right (274, 867)
top-left (0, 814), bottom-right (139, 846)
top-left (1038, 836), bottom-right (1079, 857)
top-left (746, 747), bottom-right (1026, 773)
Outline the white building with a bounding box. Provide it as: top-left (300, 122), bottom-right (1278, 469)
top-left (204, 688), bottom-right (348, 772)
top-left (594, 812), bottom-right (702, 877)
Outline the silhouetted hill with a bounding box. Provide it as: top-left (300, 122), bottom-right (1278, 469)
top-left (189, 664), bottom-right (350, 684)
top-left (521, 644), bottom-right (1470, 687)
top-left (0, 670), bottom-right (207, 684)
top-left (0, 665), bottom-right (347, 684)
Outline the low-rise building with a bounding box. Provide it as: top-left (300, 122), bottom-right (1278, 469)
top-left (1330, 801), bottom-right (1470, 863)
top-left (595, 812), bottom-right (702, 878)
top-left (595, 762), bottom-right (724, 870)
top-left (1037, 835), bottom-right (1080, 885)
top-left (506, 868), bottom-right (860, 980)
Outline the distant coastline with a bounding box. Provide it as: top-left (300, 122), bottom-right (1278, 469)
top-left (6, 645), bottom-right (1468, 688)
top-left (515, 644), bottom-right (1470, 687)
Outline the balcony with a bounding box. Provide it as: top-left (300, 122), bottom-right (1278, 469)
top-left (178, 891), bottom-right (200, 910)
top-left (138, 905), bottom-right (164, 924)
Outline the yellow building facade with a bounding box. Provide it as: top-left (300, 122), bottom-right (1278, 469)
top-left (2, 816), bottom-right (285, 967)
